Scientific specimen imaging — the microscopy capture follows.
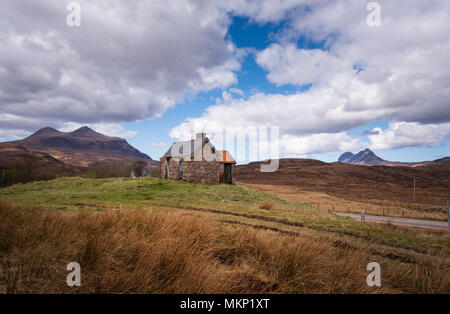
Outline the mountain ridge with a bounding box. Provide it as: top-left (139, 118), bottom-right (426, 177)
top-left (0, 126), bottom-right (156, 168)
top-left (338, 148), bottom-right (450, 166)
top-left (338, 148), bottom-right (385, 165)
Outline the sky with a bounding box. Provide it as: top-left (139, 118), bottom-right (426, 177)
top-left (1, 0), bottom-right (449, 163)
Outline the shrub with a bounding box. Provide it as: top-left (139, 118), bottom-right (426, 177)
top-left (259, 199), bottom-right (274, 210)
top-left (149, 167), bottom-right (161, 178)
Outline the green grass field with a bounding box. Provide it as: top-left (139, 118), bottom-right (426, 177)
top-left (0, 177), bottom-right (307, 217)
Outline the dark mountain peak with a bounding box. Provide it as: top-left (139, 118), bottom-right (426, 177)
top-left (338, 152), bottom-right (354, 163)
top-left (69, 126), bottom-right (104, 138)
top-left (338, 148), bottom-right (385, 165)
top-left (358, 148), bottom-right (377, 159)
top-left (28, 127), bottom-right (62, 138)
top-left (2, 126), bottom-right (154, 166)
top-left (75, 126), bottom-right (92, 132)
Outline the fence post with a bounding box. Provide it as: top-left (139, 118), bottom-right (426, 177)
top-left (447, 201), bottom-right (449, 230)
top-left (361, 212), bottom-right (365, 223)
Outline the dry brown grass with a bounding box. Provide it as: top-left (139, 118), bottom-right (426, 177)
top-left (259, 200), bottom-right (275, 210)
top-left (0, 203), bottom-right (448, 294)
top-left (249, 184), bottom-right (449, 221)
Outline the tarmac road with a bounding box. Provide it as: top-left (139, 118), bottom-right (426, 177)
top-left (334, 212), bottom-right (448, 229)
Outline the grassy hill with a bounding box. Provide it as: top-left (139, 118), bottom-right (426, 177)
top-left (0, 177), bottom-right (449, 293)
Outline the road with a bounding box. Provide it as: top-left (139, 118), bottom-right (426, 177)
top-left (334, 212), bottom-right (448, 229)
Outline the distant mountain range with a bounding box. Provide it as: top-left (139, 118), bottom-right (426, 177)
top-left (338, 148), bottom-right (450, 167)
top-left (0, 126), bottom-right (158, 171)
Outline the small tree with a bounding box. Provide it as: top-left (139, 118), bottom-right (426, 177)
top-left (132, 160), bottom-right (147, 177)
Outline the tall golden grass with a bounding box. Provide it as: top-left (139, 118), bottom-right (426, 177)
top-left (0, 203), bottom-right (448, 293)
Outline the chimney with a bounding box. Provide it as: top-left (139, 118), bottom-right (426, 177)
top-left (196, 132), bottom-right (206, 139)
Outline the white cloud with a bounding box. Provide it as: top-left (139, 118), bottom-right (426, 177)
top-left (151, 142), bottom-right (166, 148)
top-left (256, 44), bottom-right (350, 86)
top-left (368, 122), bottom-right (450, 150)
top-left (0, 0), bottom-right (242, 135)
top-left (0, 128), bottom-right (31, 142)
top-left (169, 89), bottom-right (366, 158)
top-left (170, 84), bottom-right (387, 141)
top-left (229, 87), bottom-right (245, 97)
top-left (268, 0), bottom-right (450, 125)
top-left (171, 0), bottom-right (450, 155)
top-left (3, 0), bottom-right (450, 156)
top-left (281, 133), bottom-right (361, 155)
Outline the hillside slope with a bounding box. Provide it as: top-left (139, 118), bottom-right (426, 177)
top-left (235, 158), bottom-right (450, 206)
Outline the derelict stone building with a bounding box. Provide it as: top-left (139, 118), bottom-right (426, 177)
top-left (160, 133), bottom-right (235, 184)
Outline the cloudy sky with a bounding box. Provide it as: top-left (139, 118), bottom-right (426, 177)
top-left (1, 0), bottom-right (449, 162)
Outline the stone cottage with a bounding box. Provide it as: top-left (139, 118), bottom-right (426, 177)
top-left (160, 133), bottom-right (236, 184)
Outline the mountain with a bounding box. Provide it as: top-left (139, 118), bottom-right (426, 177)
top-left (0, 126), bottom-right (157, 169)
top-left (338, 149), bottom-right (385, 165)
top-left (338, 149), bottom-right (449, 167)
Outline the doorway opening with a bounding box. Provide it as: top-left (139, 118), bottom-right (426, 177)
top-left (178, 160), bottom-right (183, 179)
top-left (165, 158), bottom-right (170, 179)
top-left (224, 163), bottom-right (232, 184)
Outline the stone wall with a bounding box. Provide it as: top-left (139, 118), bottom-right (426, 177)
top-left (160, 157), bottom-right (166, 178)
top-left (161, 157), bottom-right (229, 184)
top-left (160, 157), bottom-right (181, 179)
top-left (182, 160), bottom-right (220, 184)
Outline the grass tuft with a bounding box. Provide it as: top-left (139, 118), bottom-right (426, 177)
top-left (259, 200), bottom-right (275, 210)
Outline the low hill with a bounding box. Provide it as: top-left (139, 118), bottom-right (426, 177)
top-left (235, 158), bottom-right (450, 206)
top-left (0, 145), bottom-right (70, 173)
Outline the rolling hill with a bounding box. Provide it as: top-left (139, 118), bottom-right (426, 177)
top-left (235, 158), bottom-right (450, 206)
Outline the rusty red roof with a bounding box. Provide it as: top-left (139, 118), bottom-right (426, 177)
top-left (217, 150), bottom-right (236, 164)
